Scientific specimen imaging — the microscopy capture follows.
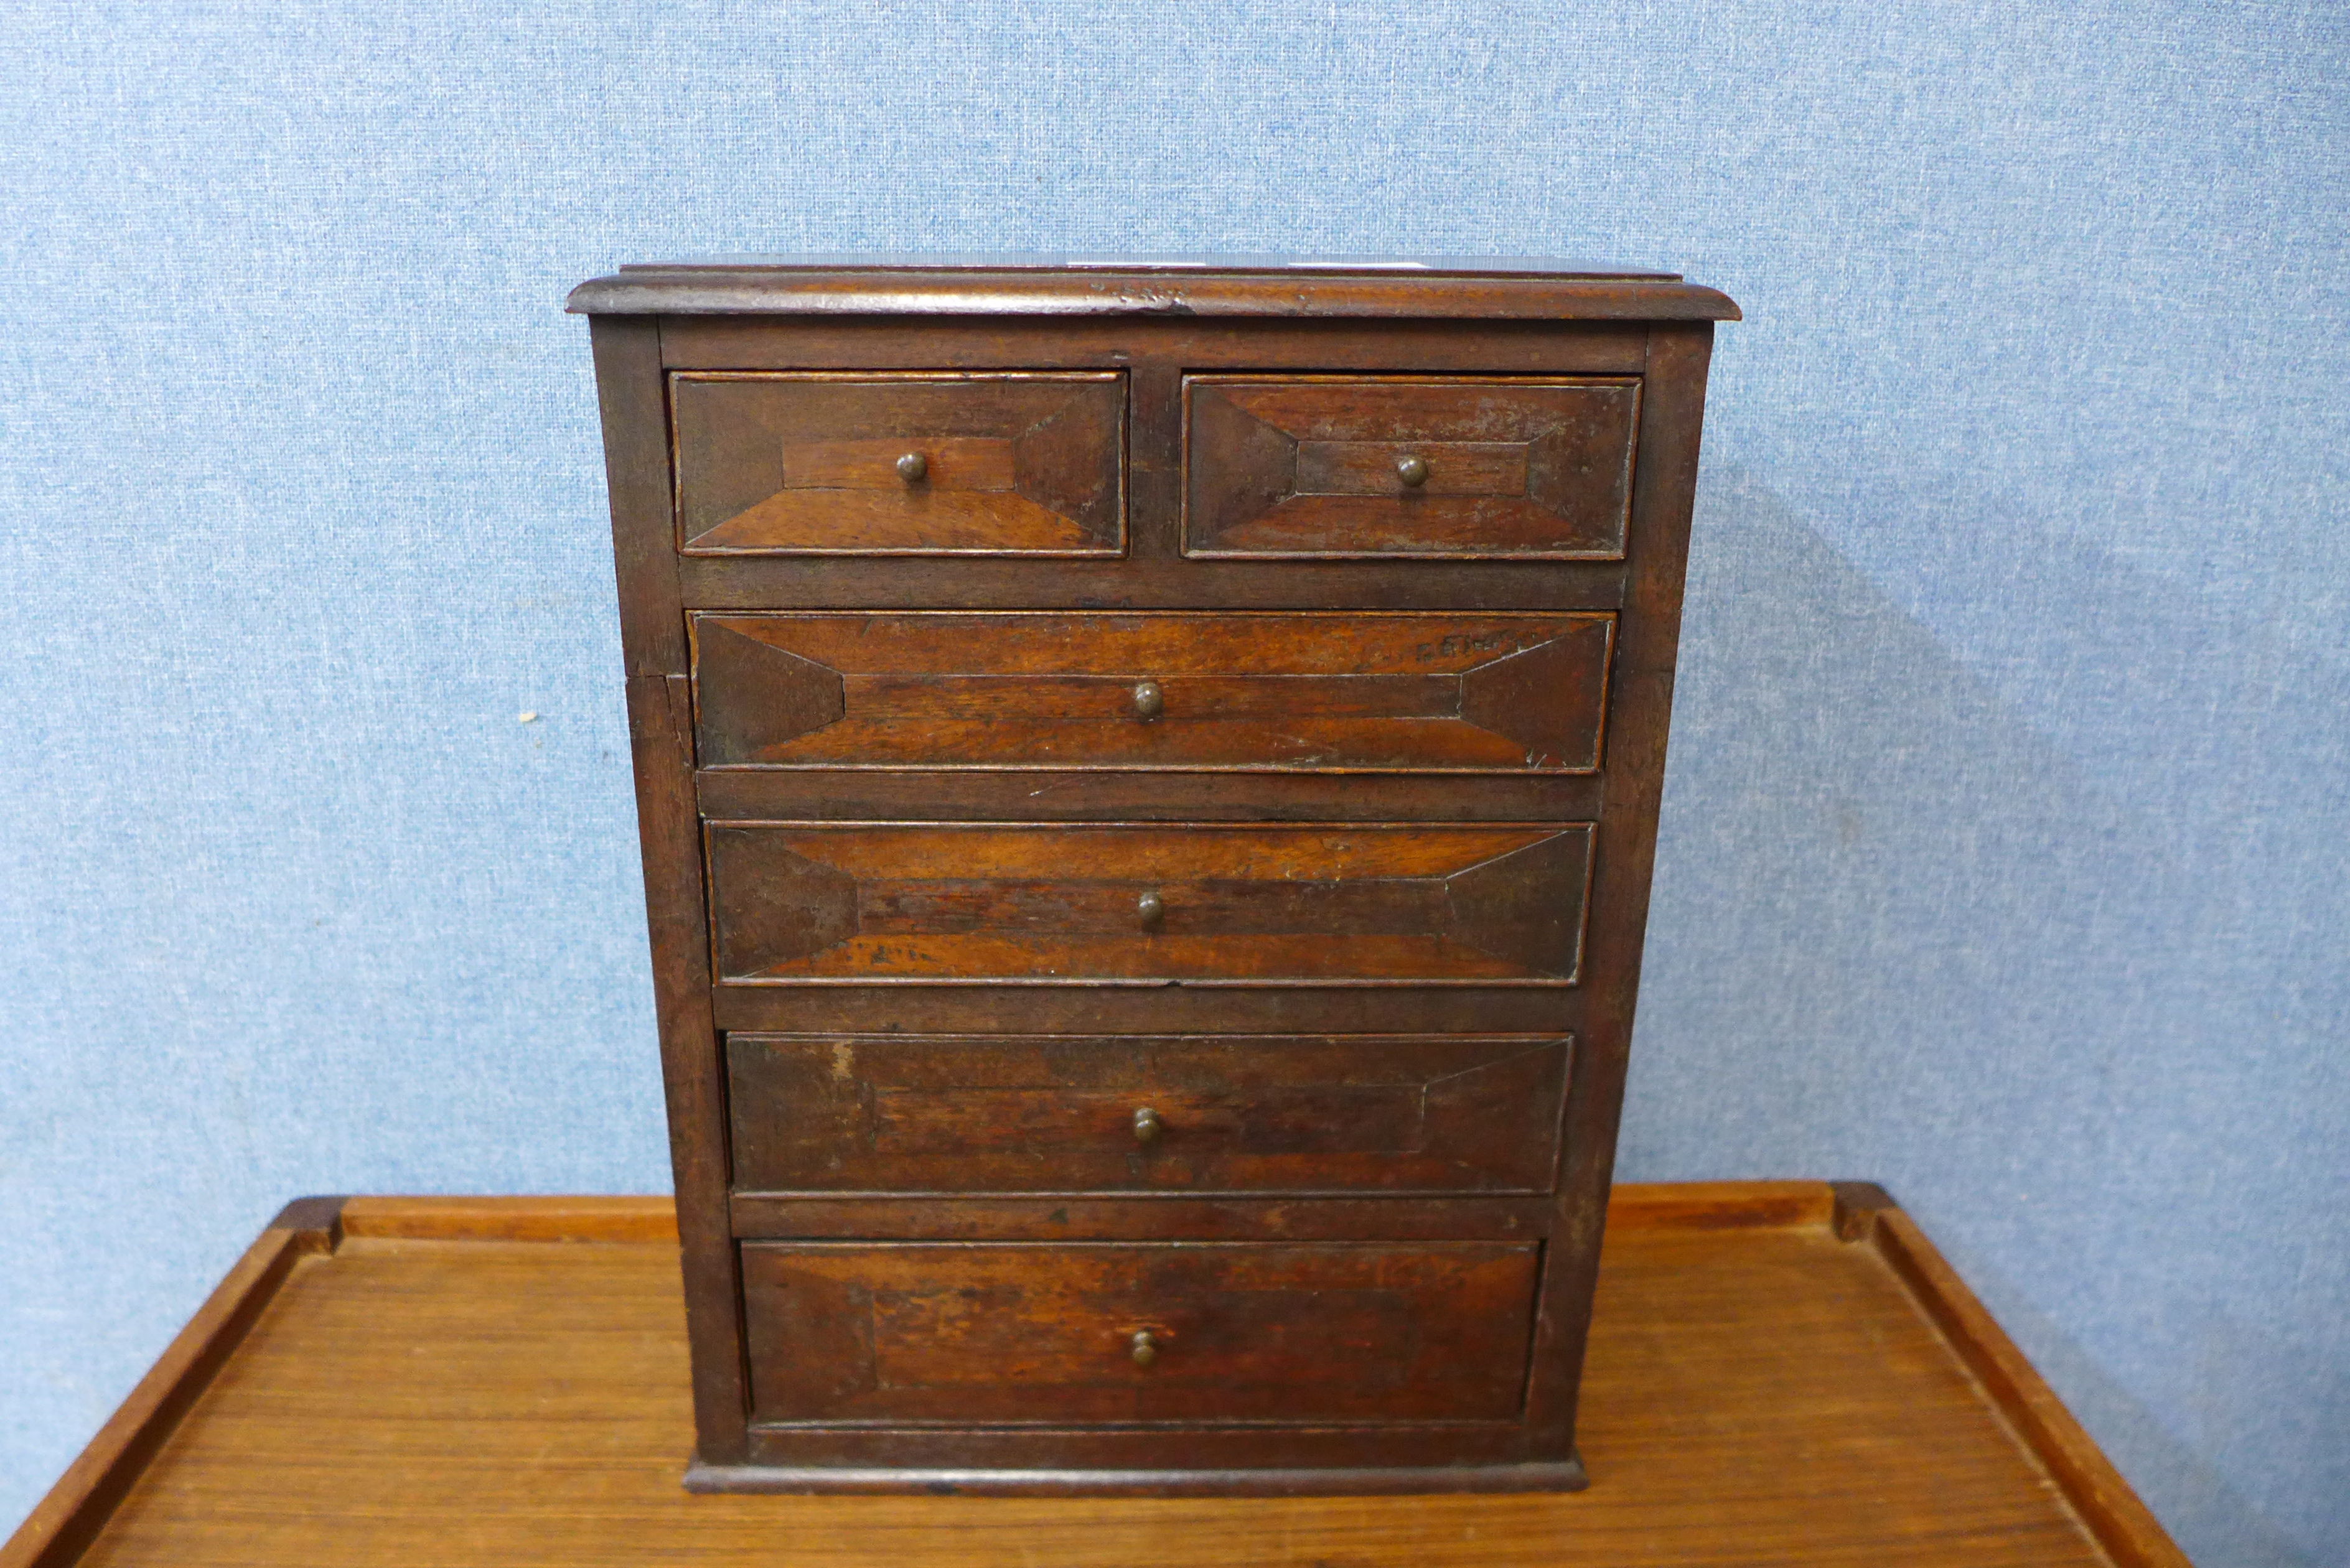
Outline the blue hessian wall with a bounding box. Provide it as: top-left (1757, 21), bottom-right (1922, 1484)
top-left (3, 3), bottom-right (2343, 1558)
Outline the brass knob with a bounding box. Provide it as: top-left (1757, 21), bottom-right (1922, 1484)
top-left (1395, 455), bottom-right (1430, 488)
top-left (1131, 1330), bottom-right (1159, 1367)
top-left (1133, 1106), bottom-right (1163, 1146)
top-left (1131, 680), bottom-right (1164, 722)
top-left (896, 451), bottom-right (929, 483)
top-left (1136, 890), bottom-right (1164, 929)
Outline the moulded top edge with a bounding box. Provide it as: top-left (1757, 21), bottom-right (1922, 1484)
top-left (565, 261), bottom-right (1741, 322)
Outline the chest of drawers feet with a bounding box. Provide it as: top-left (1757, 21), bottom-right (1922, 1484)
top-left (571, 256), bottom-right (1735, 1494)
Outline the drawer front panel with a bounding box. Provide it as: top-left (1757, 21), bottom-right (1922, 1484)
top-left (706, 823), bottom-right (1592, 986)
top-left (727, 1032), bottom-right (1571, 1194)
top-left (691, 611), bottom-right (1614, 773)
top-left (742, 1241), bottom-right (1539, 1424)
top-left (1185, 376), bottom-right (1638, 559)
top-left (673, 372), bottom-right (1125, 556)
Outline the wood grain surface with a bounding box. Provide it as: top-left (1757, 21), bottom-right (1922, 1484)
top-left (11, 1183), bottom-right (2188, 1568)
top-left (591, 301), bottom-right (1708, 1488)
top-left (589, 314), bottom-right (751, 1460)
top-left (704, 823), bottom-right (1594, 985)
top-left (1184, 377), bottom-right (1639, 559)
top-left (740, 1240), bottom-right (1539, 1425)
top-left (724, 1032), bottom-right (1570, 1195)
top-left (688, 611), bottom-right (1616, 773)
top-left (672, 373), bottom-right (1125, 555)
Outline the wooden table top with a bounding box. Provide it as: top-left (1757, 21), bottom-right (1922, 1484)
top-left (6, 1182), bottom-right (2186, 1568)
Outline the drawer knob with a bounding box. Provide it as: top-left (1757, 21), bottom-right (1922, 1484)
top-left (1136, 890), bottom-right (1164, 929)
top-left (1131, 679), bottom-right (1164, 721)
top-left (1133, 1106), bottom-right (1164, 1145)
top-left (1395, 455), bottom-right (1430, 488)
top-left (895, 451), bottom-right (929, 483)
top-left (1130, 1330), bottom-right (1159, 1367)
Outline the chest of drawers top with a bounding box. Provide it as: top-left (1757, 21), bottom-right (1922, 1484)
top-left (573, 255), bottom-right (1731, 594)
top-left (568, 252), bottom-right (1736, 315)
top-left (574, 257), bottom-right (1733, 1497)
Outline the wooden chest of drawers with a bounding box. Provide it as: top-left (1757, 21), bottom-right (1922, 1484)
top-left (569, 257), bottom-right (1736, 1495)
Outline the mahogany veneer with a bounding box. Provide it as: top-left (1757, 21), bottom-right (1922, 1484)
top-left (566, 256), bottom-right (1739, 1493)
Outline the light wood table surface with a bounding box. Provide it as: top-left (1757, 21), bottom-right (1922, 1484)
top-left (5, 1182), bottom-right (2187, 1567)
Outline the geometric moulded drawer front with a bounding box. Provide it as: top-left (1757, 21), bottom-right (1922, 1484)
top-left (705, 822), bottom-right (1594, 986)
top-left (690, 611), bottom-right (1615, 772)
top-left (741, 1241), bottom-right (1542, 1425)
top-left (672, 372), bottom-right (1126, 556)
top-left (1184, 376), bottom-right (1639, 559)
top-left (726, 1033), bottom-right (1572, 1194)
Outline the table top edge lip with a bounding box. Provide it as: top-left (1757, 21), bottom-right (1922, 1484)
top-left (313, 1182), bottom-right (1828, 1245)
top-left (7, 1178), bottom-right (2187, 1568)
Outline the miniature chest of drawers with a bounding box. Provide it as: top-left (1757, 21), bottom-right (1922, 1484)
top-left (568, 257), bottom-right (1738, 1495)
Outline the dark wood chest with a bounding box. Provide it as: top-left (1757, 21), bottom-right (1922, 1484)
top-left (569, 258), bottom-right (1737, 1494)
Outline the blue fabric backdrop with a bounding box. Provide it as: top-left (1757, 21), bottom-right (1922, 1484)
top-left (3, 4), bottom-right (2343, 1561)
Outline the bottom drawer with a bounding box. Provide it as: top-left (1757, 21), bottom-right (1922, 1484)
top-left (742, 1241), bottom-right (1540, 1426)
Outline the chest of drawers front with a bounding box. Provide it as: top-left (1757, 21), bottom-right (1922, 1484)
top-left (574, 262), bottom-right (1733, 1495)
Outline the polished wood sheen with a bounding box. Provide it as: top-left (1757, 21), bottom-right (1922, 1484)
top-left (726, 1032), bottom-right (1570, 1194)
top-left (6, 1187), bottom-right (2190, 1566)
top-left (704, 822), bottom-right (1593, 984)
top-left (690, 611), bottom-right (1616, 772)
top-left (672, 373), bottom-right (1126, 555)
top-left (564, 259), bottom-right (1735, 1492)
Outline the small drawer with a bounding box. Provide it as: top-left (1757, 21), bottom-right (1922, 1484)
top-left (742, 1241), bottom-right (1539, 1425)
top-left (672, 371), bottom-right (1125, 555)
top-left (1184, 375), bottom-right (1639, 559)
top-left (691, 610), bottom-right (1614, 772)
top-left (705, 821), bottom-right (1592, 986)
top-left (728, 1032), bottom-right (1570, 1195)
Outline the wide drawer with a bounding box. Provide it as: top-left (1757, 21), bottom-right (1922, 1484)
top-left (672, 371), bottom-right (1126, 555)
top-left (705, 822), bottom-right (1592, 985)
top-left (691, 611), bottom-right (1614, 772)
top-left (741, 1241), bottom-right (1540, 1425)
top-left (727, 1032), bottom-right (1570, 1194)
top-left (1184, 375), bottom-right (1639, 559)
